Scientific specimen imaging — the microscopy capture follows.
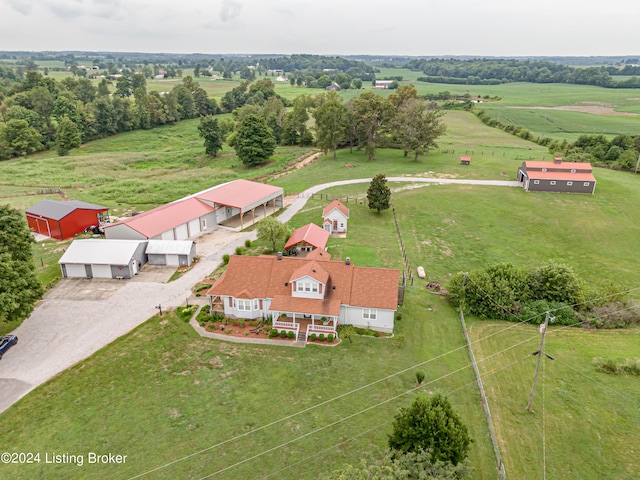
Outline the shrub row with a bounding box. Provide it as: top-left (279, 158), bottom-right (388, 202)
top-left (594, 357), bottom-right (640, 376)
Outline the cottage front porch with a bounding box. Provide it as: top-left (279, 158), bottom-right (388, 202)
top-left (272, 313), bottom-right (338, 341)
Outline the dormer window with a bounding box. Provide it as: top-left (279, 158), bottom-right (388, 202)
top-left (297, 282), bottom-right (318, 293)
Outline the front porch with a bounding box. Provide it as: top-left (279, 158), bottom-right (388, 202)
top-left (272, 313), bottom-right (338, 341)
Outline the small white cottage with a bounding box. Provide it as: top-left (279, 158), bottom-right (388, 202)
top-left (322, 200), bottom-right (349, 235)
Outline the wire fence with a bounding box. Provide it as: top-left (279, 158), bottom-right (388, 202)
top-left (459, 308), bottom-right (507, 480)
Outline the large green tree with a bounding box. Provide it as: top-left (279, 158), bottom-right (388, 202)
top-left (392, 98), bottom-right (446, 161)
top-left (232, 114), bottom-right (276, 166)
top-left (349, 92), bottom-right (394, 161)
top-left (0, 119), bottom-right (42, 157)
top-left (313, 91), bottom-right (349, 158)
top-left (388, 394), bottom-right (472, 466)
top-left (367, 173), bottom-right (391, 213)
top-left (55, 116), bottom-right (82, 156)
top-left (0, 205), bottom-right (43, 325)
top-left (256, 216), bottom-right (290, 252)
top-left (197, 115), bottom-right (224, 156)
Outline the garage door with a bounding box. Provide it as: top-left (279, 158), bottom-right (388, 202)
top-left (161, 230), bottom-right (175, 240)
top-left (91, 264), bottom-right (113, 278)
top-left (166, 254), bottom-right (180, 266)
top-left (64, 263), bottom-right (88, 278)
top-left (175, 223), bottom-right (189, 240)
top-left (188, 218), bottom-right (200, 237)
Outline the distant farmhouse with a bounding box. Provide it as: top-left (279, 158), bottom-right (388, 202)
top-left (375, 80), bottom-right (394, 89)
top-left (517, 158), bottom-right (596, 194)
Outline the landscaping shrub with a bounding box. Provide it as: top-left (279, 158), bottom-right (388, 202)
top-left (196, 305), bottom-right (212, 323)
top-left (310, 333), bottom-right (317, 341)
top-left (245, 239), bottom-right (251, 248)
top-left (579, 301), bottom-right (640, 329)
top-left (238, 319), bottom-right (246, 328)
top-left (176, 305), bottom-right (198, 322)
top-left (280, 330), bottom-right (287, 338)
top-left (269, 329), bottom-right (278, 338)
top-left (319, 333), bottom-right (325, 341)
top-left (223, 254), bottom-right (230, 264)
top-left (327, 334), bottom-right (334, 342)
top-left (235, 246), bottom-right (243, 255)
top-left (288, 331), bottom-right (295, 339)
top-left (415, 371), bottom-right (426, 385)
top-left (225, 328), bottom-right (232, 334)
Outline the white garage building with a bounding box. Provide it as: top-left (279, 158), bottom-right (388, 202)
top-left (146, 240), bottom-right (196, 267)
top-left (59, 239), bottom-right (148, 279)
top-left (104, 179), bottom-right (284, 240)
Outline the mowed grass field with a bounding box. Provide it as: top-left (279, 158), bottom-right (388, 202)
top-left (2, 82), bottom-right (640, 478)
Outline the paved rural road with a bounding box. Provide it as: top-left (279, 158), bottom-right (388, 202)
top-left (0, 176), bottom-right (519, 413)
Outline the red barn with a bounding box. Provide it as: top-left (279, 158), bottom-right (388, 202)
top-left (26, 200), bottom-right (109, 240)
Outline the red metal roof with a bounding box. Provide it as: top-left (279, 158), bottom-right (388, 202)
top-left (322, 200), bottom-right (349, 218)
top-left (284, 223), bottom-right (330, 250)
top-left (105, 197), bottom-right (214, 238)
top-left (525, 171), bottom-right (596, 181)
top-left (524, 161), bottom-right (592, 171)
top-left (196, 179), bottom-right (283, 211)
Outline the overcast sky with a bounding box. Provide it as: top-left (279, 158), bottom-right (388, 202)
top-left (1, 0), bottom-right (638, 57)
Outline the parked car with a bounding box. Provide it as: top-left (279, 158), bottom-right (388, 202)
top-left (0, 335), bottom-right (18, 360)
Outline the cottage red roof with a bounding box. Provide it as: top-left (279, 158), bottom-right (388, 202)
top-left (284, 223), bottom-right (330, 250)
top-left (208, 254), bottom-right (399, 311)
top-left (322, 200), bottom-right (349, 218)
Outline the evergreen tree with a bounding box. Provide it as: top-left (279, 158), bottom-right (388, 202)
top-left (367, 173), bottom-right (391, 213)
top-left (55, 116), bottom-right (81, 156)
top-left (232, 114), bottom-right (276, 166)
top-left (0, 205), bottom-right (43, 324)
top-left (197, 115), bottom-right (224, 156)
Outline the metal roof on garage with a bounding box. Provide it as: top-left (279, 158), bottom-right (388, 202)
top-left (26, 200), bottom-right (108, 221)
top-left (59, 239), bottom-right (146, 265)
top-left (145, 240), bottom-right (194, 256)
top-left (104, 197), bottom-right (214, 239)
top-left (195, 179), bottom-right (283, 212)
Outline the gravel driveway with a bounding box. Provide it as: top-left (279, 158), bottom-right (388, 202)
top-left (0, 228), bottom-right (255, 413)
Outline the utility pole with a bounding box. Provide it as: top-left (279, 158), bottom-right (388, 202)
top-left (527, 311), bottom-right (554, 412)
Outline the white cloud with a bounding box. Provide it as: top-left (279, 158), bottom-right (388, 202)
top-left (220, 0), bottom-right (242, 22)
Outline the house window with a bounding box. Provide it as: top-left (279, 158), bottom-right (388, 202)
top-left (583, 182), bottom-right (590, 186)
top-left (533, 180), bottom-right (540, 185)
top-left (567, 181), bottom-right (573, 186)
top-left (236, 299), bottom-right (252, 311)
top-left (297, 282), bottom-right (318, 293)
top-left (571, 169), bottom-right (576, 173)
top-left (550, 181), bottom-right (556, 185)
top-left (363, 308), bottom-right (377, 320)
top-left (542, 168), bottom-right (547, 172)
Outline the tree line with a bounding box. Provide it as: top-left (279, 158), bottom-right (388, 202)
top-left (199, 84), bottom-right (447, 166)
top-left (0, 70), bottom-right (219, 159)
top-left (409, 58), bottom-right (640, 88)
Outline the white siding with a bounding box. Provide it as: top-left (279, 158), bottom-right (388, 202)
top-left (188, 218), bottom-right (200, 237)
top-left (175, 223), bottom-right (189, 240)
top-left (160, 230), bottom-right (174, 240)
top-left (63, 263), bottom-right (88, 278)
top-left (166, 254), bottom-right (180, 266)
top-left (91, 264), bottom-right (113, 278)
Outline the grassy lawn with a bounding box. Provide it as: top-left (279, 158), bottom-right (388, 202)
top-left (468, 319), bottom-right (640, 479)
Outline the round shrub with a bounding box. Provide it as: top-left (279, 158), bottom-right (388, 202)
top-left (280, 330), bottom-right (287, 338)
top-left (235, 246), bottom-right (243, 255)
top-left (327, 334), bottom-right (334, 342)
top-left (288, 331), bottom-right (295, 339)
top-left (319, 333), bottom-right (325, 342)
top-left (245, 239), bottom-right (251, 248)
top-left (269, 329), bottom-right (278, 338)
top-left (222, 254), bottom-right (230, 264)
top-left (310, 333), bottom-right (317, 341)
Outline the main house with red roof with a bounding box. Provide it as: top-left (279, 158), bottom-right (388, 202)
top-left (104, 180), bottom-right (283, 240)
top-left (322, 200), bottom-right (349, 234)
top-left (207, 250), bottom-right (399, 340)
top-left (517, 158), bottom-right (596, 194)
top-left (284, 223), bottom-right (330, 253)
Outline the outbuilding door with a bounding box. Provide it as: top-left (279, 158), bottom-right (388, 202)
top-left (91, 264), bottom-right (113, 278)
top-left (64, 263), bottom-right (89, 278)
top-left (166, 254), bottom-right (180, 266)
top-left (175, 223), bottom-right (189, 240)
